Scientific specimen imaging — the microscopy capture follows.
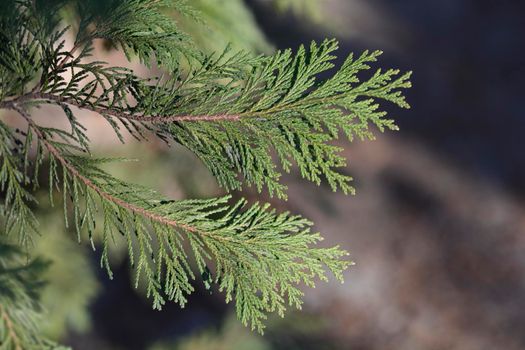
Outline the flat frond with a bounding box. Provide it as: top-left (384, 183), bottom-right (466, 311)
top-left (0, 122), bottom-right (38, 247)
top-left (0, 0), bottom-right (411, 338)
top-left (24, 123), bottom-right (350, 332)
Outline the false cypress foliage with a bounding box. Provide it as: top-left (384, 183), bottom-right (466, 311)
top-left (0, 0), bottom-right (411, 345)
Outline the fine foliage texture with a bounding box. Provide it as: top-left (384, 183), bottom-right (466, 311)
top-left (0, 0), bottom-right (411, 345)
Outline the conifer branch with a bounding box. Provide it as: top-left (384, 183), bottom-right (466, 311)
top-left (16, 105), bottom-right (200, 233)
top-left (0, 0), bottom-right (411, 340)
top-left (9, 104), bottom-right (350, 332)
top-left (4, 92), bottom-right (242, 123)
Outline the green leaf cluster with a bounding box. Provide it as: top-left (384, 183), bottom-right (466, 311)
top-left (0, 0), bottom-right (411, 344)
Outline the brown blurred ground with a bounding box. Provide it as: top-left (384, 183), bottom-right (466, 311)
top-left (281, 136), bottom-right (525, 349)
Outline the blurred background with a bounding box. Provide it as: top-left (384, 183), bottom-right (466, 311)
top-left (13, 0), bottom-right (525, 349)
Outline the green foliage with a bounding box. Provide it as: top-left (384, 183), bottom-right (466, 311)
top-left (157, 42), bottom-right (411, 198)
top-left (0, 123), bottom-right (38, 247)
top-left (77, 0), bottom-right (200, 69)
top-left (16, 125), bottom-right (349, 331)
top-left (0, 0), bottom-right (411, 345)
top-left (0, 240), bottom-right (67, 349)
